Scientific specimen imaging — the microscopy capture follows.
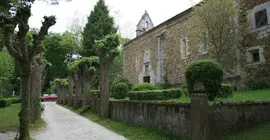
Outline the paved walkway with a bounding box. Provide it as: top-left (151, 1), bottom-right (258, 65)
top-left (33, 102), bottom-right (127, 140)
top-left (0, 102), bottom-right (127, 140)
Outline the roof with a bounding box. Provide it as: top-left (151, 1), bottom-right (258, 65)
top-left (136, 10), bottom-right (154, 27)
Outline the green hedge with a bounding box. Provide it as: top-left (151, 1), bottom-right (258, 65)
top-left (247, 79), bottom-right (270, 90)
top-left (0, 99), bottom-right (12, 108)
top-left (185, 60), bottom-right (224, 101)
top-left (218, 84), bottom-right (233, 98)
top-left (132, 83), bottom-right (156, 91)
top-left (9, 98), bottom-right (21, 104)
top-left (112, 83), bottom-right (128, 99)
top-left (91, 90), bottom-right (100, 98)
top-left (128, 89), bottom-right (181, 100)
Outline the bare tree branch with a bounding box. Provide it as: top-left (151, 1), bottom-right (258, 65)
top-left (29, 16), bottom-right (56, 59)
top-left (0, 13), bottom-right (23, 61)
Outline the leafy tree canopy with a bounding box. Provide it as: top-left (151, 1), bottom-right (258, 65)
top-left (67, 57), bottom-right (99, 73)
top-left (82, 0), bottom-right (117, 56)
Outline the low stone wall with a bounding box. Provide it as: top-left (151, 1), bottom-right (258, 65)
top-left (110, 101), bottom-right (191, 137)
top-left (209, 101), bottom-right (270, 139)
top-left (105, 100), bottom-right (270, 139)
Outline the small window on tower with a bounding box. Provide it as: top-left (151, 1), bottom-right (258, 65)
top-left (145, 21), bottom-right (148, 28)
top-left (255, 9), bottom-right (268, 28)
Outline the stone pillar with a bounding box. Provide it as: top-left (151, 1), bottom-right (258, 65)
top-left (191, 82), bottom-right (209, 140)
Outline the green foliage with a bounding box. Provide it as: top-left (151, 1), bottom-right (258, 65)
top-left (0, 49), bottom-right (15, 97)
top-left (218, 84), bottom-right (233, 98)
top-left (79, 106), bottom-right (90, 114)
top-left (110, 74), bottom-right (133, 91)
top-left (43, 32), bottom-right (76, 90)
top-left (128, 89), bottom-right (182, 101)
top-left (94, 34), bottom-right (121, 60)
top-left (185, 60), bottom-right (224, 101)
top-left (82, 0), bottom-right (117, 56)
top-left (0, 98), bottom-right (12, 108)
top-left (132, 83), bottom-right (156, 91)
top-left (67, 57), bottom-right (99, 73)
top-left (8, 98), bottom-right (21, 104)
top-left (246, 79), bottom-right (270, 90)
top-left (112, 83), bottom-right (128, 99)
top-left (91, 90), bottom-right (100, 98)
top-left (52, 78), bottom-right (68, 91)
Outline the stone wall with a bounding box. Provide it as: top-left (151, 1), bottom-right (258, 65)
top-left (209, 101), bottom-right (270, 139)
top-left (110, 101), bottom-right (191, 137)
top-left (104, 100), bottom-right (270, 139)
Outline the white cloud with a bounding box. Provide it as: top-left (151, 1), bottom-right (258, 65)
top-left (29, 0), bottom-right (200, 39)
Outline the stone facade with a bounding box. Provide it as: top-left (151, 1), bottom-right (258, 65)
top-left (123, 0), bottom-right (270, 86)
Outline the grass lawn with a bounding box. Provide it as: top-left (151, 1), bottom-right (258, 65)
top-left (0, 103), bottom-right (46, 132)
top-left (220, 122), bottom-right (270, 140)
top-left (167, 88), bottom-right (270, 103)
top-left (62, 105), bottom-right (189, 140)
top-left (0, 104), bottom-right (20, 131)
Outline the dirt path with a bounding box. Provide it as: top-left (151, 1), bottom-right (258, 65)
top-left (0, 102), bottom-right (127, 140)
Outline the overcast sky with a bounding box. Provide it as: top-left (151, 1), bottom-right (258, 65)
top-left (29, 0), bottom-right (201, 39)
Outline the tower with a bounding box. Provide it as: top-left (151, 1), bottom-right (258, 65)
top-left (136, 10), bottom-right (154, 37)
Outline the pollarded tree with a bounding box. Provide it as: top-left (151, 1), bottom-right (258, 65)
top-left (0, 2), bottom-right (56, 140)
top-left (52, 78), bottom-right (68, 103)
top-left (188, 0), bottom-right (247, 74)
top-left (94, 34), bottom-right (120, 117)
top-left (67, 57), bottom-right (99, 108)
top-left (82, 0), bottom-right (117, 56)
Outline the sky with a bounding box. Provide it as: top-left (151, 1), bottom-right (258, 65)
top-left (29, 0), bottom-right (201, 39)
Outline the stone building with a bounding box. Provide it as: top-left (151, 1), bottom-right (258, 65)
top-left (123, 0), bottom-right (270, 87)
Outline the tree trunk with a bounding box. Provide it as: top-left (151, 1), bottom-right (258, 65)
top-left (83, 65), bottom-right (92, 107)
top-left (68, 75), bottom-right (73, 106)
top-left (74, 73), bottom-right (82, 108)
top-left (29, 60), bottom-right (42, 123)
top-left (100, 63), bottom-right (110, 118)
top-left (18, 65), bottom-right (31, 140)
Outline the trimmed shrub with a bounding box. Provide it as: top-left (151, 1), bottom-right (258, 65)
top-left (111, 75), bottom-right (133, 91)
top-left (246, 79), bottom-right (270, 90)
top-left (91, 90), bottom-right (100, 98)
top-left (9, 98), bottom-right (21, 104)
top-left (185, 60), bottom-right (224, 101)
top-left (112, 83), bottom-right (129, 99)
top-left (132, 83), bottom-right (156, 91)
top-left (218, 84), bottom-right (233, 98)
top-left (128, 88), bottom-right (182, 100)
top-left (0, 99), bottom-right (12, 108)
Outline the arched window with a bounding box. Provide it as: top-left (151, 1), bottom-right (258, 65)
top-left (145, 21), bottom-right (149, 28)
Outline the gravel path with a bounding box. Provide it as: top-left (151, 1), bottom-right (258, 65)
top-left (32, 102), bottom-right (127, 140)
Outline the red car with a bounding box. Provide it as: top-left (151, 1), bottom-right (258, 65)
top-left (41, 94), bottom-right (58, 101)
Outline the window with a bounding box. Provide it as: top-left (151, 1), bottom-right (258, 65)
top-left (246, 46), bottom-right (265, 64)
top-left (201, 32), bottom-right (208, 53)
top-left (181, 38), bottom-right (189, 59)
top-left (255, 9), bottom-right (268, 28)
top-left (135, 56), bottom-right (140, 72)
top-left (144, 51), bottom-right (150, 64)
top-left (251, 2), bottom-right (270, 29)
top-left (145, 65), bottom-right (149, 73)
top-left (145, 21), bottom-right (148, 28)
top-left (143, 76), bottom-right (150, 83)
top-left (251, 50), bottom-right (260, 62)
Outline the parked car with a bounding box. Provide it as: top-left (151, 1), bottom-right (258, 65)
top-left (41, 94), bottom-right (58, 102)
top-left (48, 94), bottom-right (58, 101)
